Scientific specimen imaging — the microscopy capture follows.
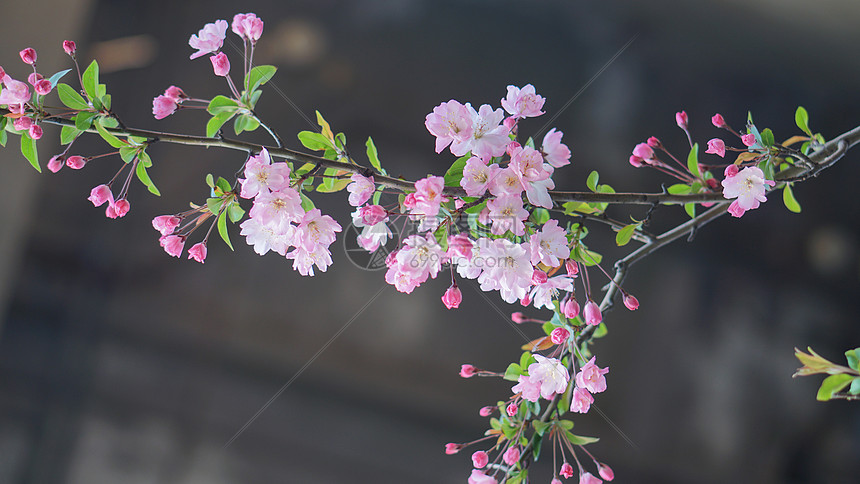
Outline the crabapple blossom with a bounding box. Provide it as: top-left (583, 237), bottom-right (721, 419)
top-left (706, 138), bottom-right (726, 158)
top-left (629, 155), bottom-right (644, 168)
top-left (356, 221), bottom-right (391, 252)
top-left (442, 284), bottom-right (462, 309)
top-left (506, 402), bottom-right (518, 417)
top-left (486, 194), bottom-right (529, 236)
top-left (647, 136), bottom-right (661, 148)
top-left (34, 79), bottom-right (52, 96)
top-left (357, 204), bottom-right (387, 226)
top-left (741, 133), bottom-right (757, 147)
top-left (28, 124), bottom-right (42, 141)
top-left (598, 463), bottom-right (615, 481)
top-left (712, 113), bottom-right (726, 128)
top-left (447, 233), bottom-right (473, 261)
top-left (479, 406), bottom-right (493, 417)
top-left (632, 142), bottom-right (654, 160)
top-left (287, 209), bottom-right (342, 275)
top-left (189, 19), bottom-right (228, 59)
top-left (460, 156), bottom-right (498, 197)
top-left (468, 470), bottom-right (497, 484)
top-left (239, 217), bottom-right (294, 256)
top-left (552, 479), bottom-right (562, 484)
top-left (511, 312), bottom-right (526, 324)
top-left (459, 364), bottom-right (477, 378)
top-left (575, 356), bottom-right (609, 393)
top-left (580, 472), bottom-right (603, 484)
top-left (63, 40), bottom-right (76, 55)
top-left (164, 85), bottom-right (186, 102)
top-left (675, 111), bottom-right (688, 129)
top-left (529, 219), bottom-right (571, 267)
top-left (152, 215), bottom-right (181, 236)
top-left (239, 148), bottom-right (291, 198)
top-left (47, 155), bottom-right (64, 173)
top-left (188, 242), bottom-right (207, 263)
top-left (19, 48), bottom-right (36, 65)
top-left (562, 297), bottom-right (580, 319)
top-left (542, 128), bottom-right (571, 168)
top-left (0, 77), bottom-right (30, 107)
top-left (445, 443), bottom-right (463, 455)
top-left (583, 300), bottom-right (602, 326)
top-left (105, 199), bottom-right (130, 219)
top-left (65, 155), bottom-right (86, 169)
top-left (560, 462), bottom-right (575, 479)
top-left (152, 95), bottom-right (177, 120)
top-left (532, 269), bottom-right (548, 285)
top-left (566, 259), bottom-right (579, 276)
top-left (551, 327), bottom-right (570, 345)
top-left (623, 293), bottom-right (639, 311)
top-left (210, 52), bottom-right (230, 76)
top-left (721, 166), bottom-right (775, 217)
top-left (570, 386), bottom-right (594, 413)
top-left (488, 166), bottom-right (524, 197)
top-left (476, 238), bottom-right (533, 303)
top-left (13, 117), bottom-right (31, 131)
top-left (249, 189), bottom-right (304, 225)
top-left (458, 103), bottom-right (509, 161)
top-left (530, 275), bottom-right (573, 310)
top-left (88, 185), bottom-right (113, 207)
top-left (521, 354), bottom-right (570, 400)
top-left (27, 72), bottom-right (43, 86)
top-left (501, 84), bottom-right (545, 119)
top-left (159, 235), bottom-right (185, 257)
top-left (471, 450), bottom-right (489, 469)
top-left (503, 446), bottom-right (520, 466)
top-left (232, 13), bottom-right (264, 42)
top-left (424, 100), bottom-right (473, 155)
top-left (385, 232), bottom-right (445, 292)
top-left (512, 374), bottom-right (542, 402)
top-left (346, 173), bottom-right (374, 206)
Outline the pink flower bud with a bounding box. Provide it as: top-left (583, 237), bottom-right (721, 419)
top-left (566, 259), bottom-right (579, 276)
top-left (359, 204), bottom-right (387, 226)
top-left (188, 242), bottom-right (207, 263)
top-left (506, 402), bottom-right (518, 417)
top-left (65, 155), bottom-right (86, 169)
top-left (232, 13), bottom-right (264, 42)
top-left (705, 138), bottom-right (726, 158)
top-left (711, 113), bottom-right (726, 128)
top-left (478, 207), bottom-right (491, 226)
top-left (19, 48), bottom-right (37, 65)
top-left (505, 139), bottom-right (521, 156)
top-left (442, 284), bottom-right (462, 309)
top-left (34, 79), bottom-right (52, 96)
top-left (28, 124), bottom-right (42, 140)
top-left (159, 235), bottom-right (185, 257)
top-left (632, 142), bottom-right (654, 160)
top-left (511, 312), bottom-right (526, 324)
top-left (503, 446), bottom-right (520, 466)
top-left (478, 406), bottom-right (493, 417)
top-left (560, 462), bottom-right (575, 479)
top-left (88, 185), bottom-right (113, 207)
top-left (675, 111), bottom-right (688, 129)
top-left (628, 155), bottom-right (644, 167)
top-left (152, 95), bottom-right (177, 120)
top-left (598, 463), bottom-right (615, 481)
top-left (27, 72), bottom-right (43, 85)
top-left (741, 133), bottom-right (756, 147)
top-left (519, 293), bottom-right (532, 307)
top-left (63, 40), bottom-right (77, 56)
top-left (580, 472), bottom-right (603, 484)
top-left (459, 364), bottom-right (477, 378)
top-left (447, 233), bottom-right (473, 260)
top-left (471, 451), bottom-right (489, 469)
top-left (402, 192), bottom-right (417, 210)
top-left (706, 178), bottom-right (718, 189)
top-left (532, 269), bottom-right (548, 285)
top-left (584, 300), bottom-right (602, 326)
top-left (0, 66), bottom-right (6, 81)
top-left (552, 479), bottom-right (563, 484)
top-left (210, 52), bottom-right (230, 77)
top-left (550, 327), bottom-right (570, 345)
top-left (13, 117), bottom-right (32, 131)
top-left (623, 293), bottom-right (639, 311)
top-left (112, 199), bottom-right (130, 218)
top-left (164, 85), bottom-right (187, 103)
top-left (646, 136), bottom-right (661, 148)
top-left (724, 164), bottom-right (739, 178)
top-left (152, 215), bottom-right (182, 236)
top-left (503, 116), bottom-right (517, 132)
top-left (444, 443), bottom-right (462, 455)
top-left (47, 155), bottom-right (65, 173)
top-left (563, 298), bottom-right (580, 319)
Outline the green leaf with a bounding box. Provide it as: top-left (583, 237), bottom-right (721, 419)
top-left (556, 420), bottom-right (574, 431)
top-left (520, 351), bottom-right (535, 370)
top-left (592, 322), bottom-right (608, 338)
top-left (433, 223), bottom-right (449, 250)
top-left (0, 130), bottom-right (6, 147)
top-left (365, 137), bottom-right (383, 173)
top-left (135, 162), bottom-right (161, 196)
top-left (816, 374), bottom-right (854, 401)
top-left (247, 65), bottom-right (277, 92)
top-left (795, 106), bottom-right (812, 136)
top-left (298, 131), bottom-right (335, 151)
top-left (101, 94), bottom-right (112, 111)
top-left (46, 68), bottom-right (72, 89)
top-left (503, 363), bottom-right (522, 381)
top-left (233, 114), bottom-right (251, 135)
top-left (761, 128), bottom-right (775, 148)
top-left (138, 150), bottom-right (152, 168)
top-left (299, 192), bottom-right (315, 211)
top-left (205, 173), bottom-right (215, 188)
top-left (119, 146), bottom-right (138, 163)
top-left (20, 135), bottom-right (39, 172)
top-left (206, 197), bottom-right (224, 215)
top-left (845, 348), bottom-right (860, 372)
top-left (586, 170), bottom-right (599, 192)
top-left (215, 177), bottom-right (232, 194)
top-left (576, 247), bottom-right (602, 266)
top-left (684, 202), bottom-right (696, 218)
top-left (74, 111), bottom-right (96, 130)
top-left (782, 183), bottom-right (801, 213)
top-left (530, 208), bottom-right (550, 225)
top-left (94, 120), bottom-right (125, 148)
top-left (57, 83), bottom-right (90, 110)
top-left (443, 155), bottom-right (470, 187)
top-left (667, 183), bottom-right (692, 195)
top-left (615, 223), bottom-right (639, 246)
top-left (227, 203), bottom-right (245, 223)
top-left (217, 211), bottom-right (234, 251)
top-left (60, 125), bottom-right (82, 145)
top-left (564, 431), bottom-right (600, 445)
top-left (532, 420), bottom-right (551, 437)
top-left (850, 377), bottom-right (860, 396)
top-left (206, 112), bottom-right (234, 138)
top-left (81, 60), bottom-right (99, 100)
top-left (687, 143), bottom-right (700, 177)
top-left (207, 95), bottom-right (239, 115)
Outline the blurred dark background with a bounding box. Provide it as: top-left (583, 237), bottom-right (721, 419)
top-left (1, 1), bottom-right (859, 483)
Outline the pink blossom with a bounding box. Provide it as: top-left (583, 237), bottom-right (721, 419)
top-left (442, 284), bottom-right (462, 309)
top-left (27, 124), bottom-right (42, 140)
top-left (468, 469), bottom-right (498, 484)
top-left (532, 269), bottom-right (548, 285)
top-left (632, 142), bottom-right (654, 160)
top-left (511, 312), bottom-right (526, 324)
top-left (0, 77), bottom-right (31, 107)
top-left (65, 155), bottom-right (86, 169)
top-left (506, 402), bottom-right (518, 417)
top-left (358, 204), bottom-right (387, 226)
top-left (210, 52), bottom-right (230, 77)
top-left (560, 462), bottom-right (575, 479)
top-left (598, 463), bottom-right (615, 481)
top-left (346, 173), bottom-right (374, 206)
top-left (459, 364), bottom-right (477, 378)
top-left (447, 233), bottom-right (473, 261)
top-left (164, 86), bottom-right (186, 102)
top-left (385, 233), bottom-right (445, 292)
top-left (542, 128), bottom-right (571, 168)
top-left (288, 209), bottom-right (342, 275)
top-left (623, 293), bottom-right (639, 311)
top-left (461, 156), bottom-right (498, 197)
top-left (424, 100), bottom-right (473, 154)
top-left (487, 166), bottom-right (524, 197)
top-left (501, 84), bottom-right (545, 119)
top-left (528, 354), bottom-right (570, 399)
top-left (27, 72), bottom-right (42, 85)
top-left (239, 148), bottom-right (291, 198)
top-left (570, 386), bottom-right (594, 413)
top-left (189, 19), bottom-right (228, 59)
top-left (720, 166), bottom-right (775, 217)
top-left (479, 406), bottom-right (493, 417)
top-left (486, 194), bottom-right (528, 236)
top-left (580, 472), bottom-right (603, 484)
top-left (509, 145), bottom-right (551, 185)
top-left (355, 220), bottom-right (391, 252)
top-left (63, 40), bottom-right (76, 56)
top-left (445, 443), bottom-right (462, 455)
top-left (647, 136), bottom-right (661, 148)
top-left (152, 95), bottom-right (177, 120)
top-left (529, 219), bottom-right (570, 267)
top-left (551, 327), bottom-right (570, 345)
top-left (512, 374), bottom-right (542, 402)
top-left (88, 185), bottom-right (113, 207)
top-left (741, 133), bottom-right (757, 147)
top-left (583, 300), bottom-right (602, 326)
top-left (566, 260), bottom-right (579, 276)
top-left (232, 13), bottom-right (264, 42)
top-left (34, 79), bottom-right (52, 96)
top-left (471, 451), bottom-right (489, 469)
top-left (47, 155), bottom-right (64, 173)
top-left (530, 275), bottom-right (573, 310)
top-left (576, 356), bottom-right (609, 393)
top-left (629, 155), bottom-right (644, 168)
top-left (503, 446), bottom-right (520, 466)
top-left (477, 239), bottom-right (533, 303)
top-left (19, 48), bottom-right (36, 65)
top-left (239, 217), bottom-right (294, 256)
top-left (712, 113), bottom-right (726, 128)
top-left (111, 199), bottom-right (130, 218)
top-left (457, 103), bottom-right (509, 161)
top-left (552, 479), bottom-right (563, 484)
top-left (13, 117), bottom-right (31, 131)
top-left (523, 170), bottom-right (554, 209)
top-left (152, 215), bottom-right (181, 236)
top-left (563, 298), bottom-right (580, 319)
top-left (705, 138), bottom-right (726, 158)
top-left (410, 175), bottom-right (447, 222)
top-left (675, 111), bottom-right (688, 129)
top-left (188, 242), bottom-right (207, 263)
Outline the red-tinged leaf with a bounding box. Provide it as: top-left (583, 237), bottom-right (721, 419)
top-left (521, 336), bottom-right (554, 351)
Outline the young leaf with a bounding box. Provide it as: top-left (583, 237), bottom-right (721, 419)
top-left (57, 83), bottom-right (90, 110)
top-left (530, 208), bottom-right (550, 225)
top-left (564, 431), bottom-right (600, 445)
top-left (782, 184), bottom-right (801, 213)
top-left (687, 143), bottom-right (700, 177)
top-left (667, 184), bottom-right (692, 195)
top-left (206, 197), bottom-right (224, 215)
top-left (684, 202), bottom-right (696, 218)
top-left (316, 111), bottom-right (334, 142)
top-left (74, 111), bottom-right (96, 130)
top-left (443, 155), bottom-right (470, 187)
top-left (299, 192), bottom-right (315, 211)
top-left (46, 68), bottom-right (72, 89)
top-left (761, 128), bottom-right (775, 147)
top-left (206, 112), bottom-right (234, 138)
top-left (298, 131), bottom-right (335, 151)
top-left (816, 374), bottom-right (854, 401)
top-left (81, 60), bottom-right (99, 100)
top-left (845, 348), bottom-right (860, 372)
top-left (20, 135), bottom-right (39, 172)
top-left (135, 162), bottom-right (161, 196)
top-left (217, 211), bottom-right (234, 251)
top-left (0, 130), bottom-right (6, 147)
top-left (119, 146), bottom-right (138, 163)
top-left (615, 223), bottom-right (639, 246)
top-left (205, 173), bottom-right (215, 188)
top-left (227, 202), bottom-right (245, 223)
top-left (503, 363), bottom-right (523, 381)
top-left (207, 95), bottom-right (239, 115)
top-left (795, 106), bottom-right (812, 136)
top-left (60, 125), bottom-right (82, 145)
top-left (95, 120), bottom-right (126, 148)
top-left (586, 171), bottom-right (599, 192)
top-left (366, 137), bottom-right (383, 172)
top-left (247, 65), bottom-right (277, 91)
